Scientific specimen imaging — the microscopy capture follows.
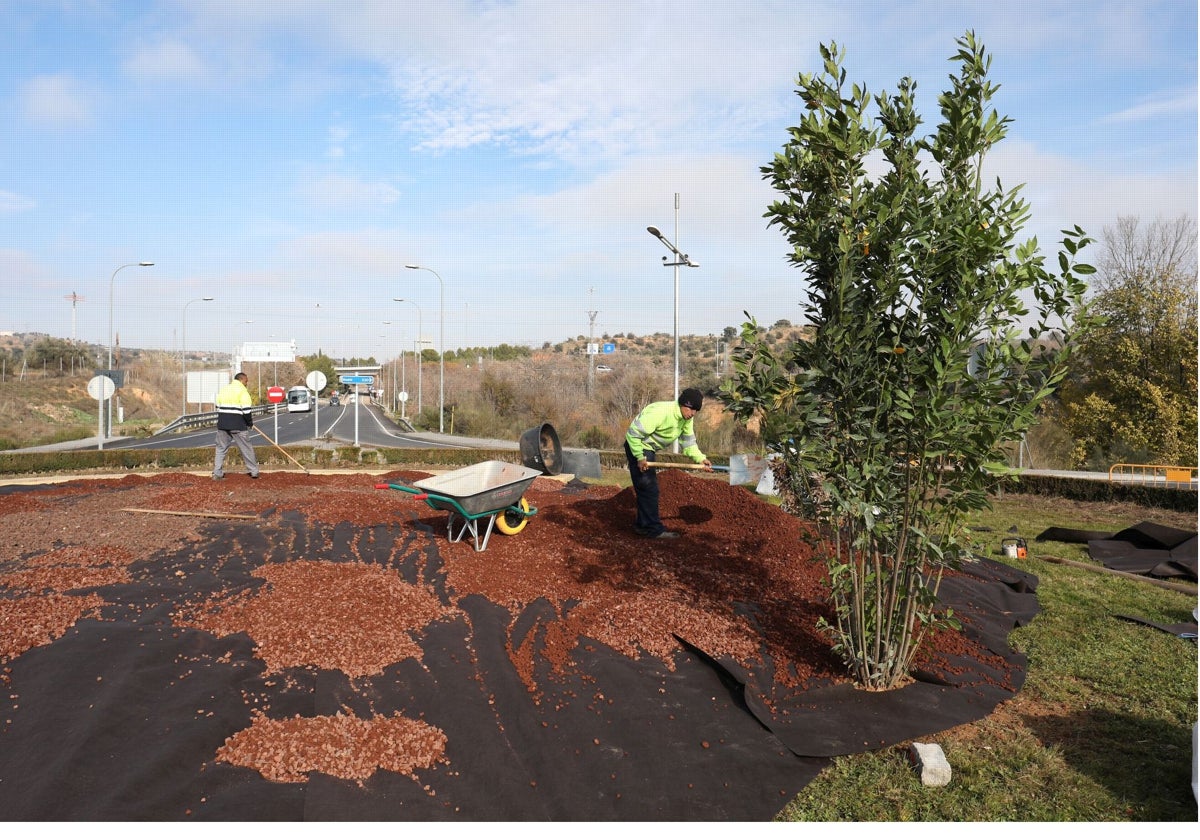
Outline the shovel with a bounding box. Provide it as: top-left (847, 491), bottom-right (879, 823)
top-left (729, 454), bottom-right (773, 488)
top-left (651, 453), bottom-right (774, 490)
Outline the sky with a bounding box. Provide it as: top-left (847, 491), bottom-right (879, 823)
top-left (1, 1), bottom-right (1195, 364)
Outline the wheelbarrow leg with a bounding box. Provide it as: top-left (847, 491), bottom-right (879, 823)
top-left (446, 512), bottom-right (470, 545)
top-left (474, 514), bottom-right (498, 552)
top-left (446, 511), bottom-right (498, 552)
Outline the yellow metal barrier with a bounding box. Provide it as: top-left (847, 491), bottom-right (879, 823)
top-left (1109, 463), bottom-right (1198, 485)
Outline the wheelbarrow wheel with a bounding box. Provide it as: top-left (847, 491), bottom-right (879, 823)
top-left (496, 497), bottom-right (531, 535)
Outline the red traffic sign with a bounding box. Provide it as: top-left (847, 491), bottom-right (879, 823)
top-left (267, 385), bottom-right (286, 404)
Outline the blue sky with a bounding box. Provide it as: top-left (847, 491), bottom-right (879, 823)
top-left (2, 1), bottom-right (1195, 362)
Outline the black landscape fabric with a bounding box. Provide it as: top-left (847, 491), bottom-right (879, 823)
top-left (1, 490), bottom-right (1038, 821)
top-left (1036, 520), bottom-right (1198, 582)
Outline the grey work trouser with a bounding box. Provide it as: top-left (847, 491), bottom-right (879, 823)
top-left (213, 429), bottom-right (259, 477)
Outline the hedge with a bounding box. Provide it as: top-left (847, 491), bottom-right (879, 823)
top-left (0, 448), bottom-right (1195, 514)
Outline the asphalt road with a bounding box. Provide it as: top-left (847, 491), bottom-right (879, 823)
top-left (12, 402), bottom-right (521, 454)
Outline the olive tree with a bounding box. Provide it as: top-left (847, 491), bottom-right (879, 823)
top-left (720, 33), bottom-right (1095, 689)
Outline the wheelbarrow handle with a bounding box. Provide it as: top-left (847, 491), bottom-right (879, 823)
top-left (375, 482), bottom-right (432, 501)
top-left (376, 482), bottom-right (421, 495)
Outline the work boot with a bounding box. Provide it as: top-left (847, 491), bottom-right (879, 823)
top-left (650, 530), bottom-right (680, 539)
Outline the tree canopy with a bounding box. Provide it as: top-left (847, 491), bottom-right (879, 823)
top-left (720, 33), bottom-right (1094, 688)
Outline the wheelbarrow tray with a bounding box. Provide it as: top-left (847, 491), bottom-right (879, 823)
top-left (412, 460), bottom-right (543, 517)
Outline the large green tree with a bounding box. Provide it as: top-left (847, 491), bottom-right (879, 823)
top-left (720, 33), bottom-right (1094, 689)
top-left (1056, 215), bottom-right (1198, 468)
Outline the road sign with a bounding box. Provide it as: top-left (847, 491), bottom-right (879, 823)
top-left (305, 370), bottom-right (328, 392)
top-left (267, 385), bottom-right (286, 404)
top-left (87, 375), bottom-right (115, 401)
top-left (340, 374), bottom-right (374, 385)
top-left (603, 342), bottom-right (616, 354)
top-left (240, 341), bottom-right (296, 362)
top-left (93, 368), bottom-right (125, 387)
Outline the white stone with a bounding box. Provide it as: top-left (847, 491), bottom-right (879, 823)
top-left (909, 742), bottom-right (952, 787)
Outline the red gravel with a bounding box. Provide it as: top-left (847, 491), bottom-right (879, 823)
top-left (215, 710), bottom-right (449, 784)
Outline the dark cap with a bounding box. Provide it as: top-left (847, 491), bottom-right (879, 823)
top-left (678, 388), bottom-right (703, 411)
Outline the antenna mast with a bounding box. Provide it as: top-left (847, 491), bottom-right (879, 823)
top-left (64, 292), bottom-right (85, 340)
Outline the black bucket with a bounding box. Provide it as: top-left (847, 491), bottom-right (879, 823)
top-left (519, 422), bottom-right (562, 476)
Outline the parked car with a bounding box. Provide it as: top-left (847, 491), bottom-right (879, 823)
top-left (596, 364), bottom-right (613, 372)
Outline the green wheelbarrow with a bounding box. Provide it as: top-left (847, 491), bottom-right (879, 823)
top-left (376, 460), bottom-right (541, 552)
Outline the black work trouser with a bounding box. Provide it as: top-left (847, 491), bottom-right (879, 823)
top-left (624, 441), bottom-right (663, 535)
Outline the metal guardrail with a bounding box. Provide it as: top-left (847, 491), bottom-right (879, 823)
top-left (154, 404), bottom-right (273, 436)
top-left (1108, 463), bottom-right (1198, 486)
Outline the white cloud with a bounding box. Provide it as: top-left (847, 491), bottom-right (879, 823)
top-left (326, 124), bottom-right (349, 158)
top-left (498, 152), bottom-right (780, 246)
top-left (175, 1), bottom-right (828, 161)
top-left (300, 174), bottom-right (401, 209)
top-left (0, 190), bottom-right (36, 214)
top-left (21, 74), bottom-right (93, 127)
top-left (0, 248), bottom-right (48, 278)
top-left (1101, 91), bottom-right (1198, 124)
top-left (124, 38), bottom-right (210, 83)
top-left (987, 140), bottom-right (1197, 249)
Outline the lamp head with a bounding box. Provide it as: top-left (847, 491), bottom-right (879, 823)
top-left (139, 262), bottom-right (154, 266)
top-left (646, 226), bottom-right (662, 238)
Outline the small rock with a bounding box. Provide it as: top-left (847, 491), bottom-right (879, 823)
top-left (909, 742), bottom-right (952, 787)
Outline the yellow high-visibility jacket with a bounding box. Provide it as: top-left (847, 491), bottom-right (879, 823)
top-left (215, 378), bottom-right (254, 432)
top-left (626, 400), bottom-right (705, 463)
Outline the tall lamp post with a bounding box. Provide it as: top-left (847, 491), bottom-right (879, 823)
top-left (393, 298), bottom-right (424, 416)
top-left (652, 196), bottom-right (700, 453)
top-left (404, 264), bottom-right (445, 433)
top-left (107, 261), bottom-right (154, 438)
top-left (182, 296), bottom-right (214, 416)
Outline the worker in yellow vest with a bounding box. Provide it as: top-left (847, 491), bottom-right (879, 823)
top-left (212, 372), bottom-right (259, 480)
top-left (624, 387), bottom-right (712, 538)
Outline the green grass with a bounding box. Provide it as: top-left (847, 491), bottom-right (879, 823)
top-left (776, 493), bottom-right (1198, 822)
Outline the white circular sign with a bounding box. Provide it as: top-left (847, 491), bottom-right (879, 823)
top-left (87, 375), bottom-right (115, 401)
top-left (398, 391), bottom-right (409, 402)
top-left (306, 370), bottom-right (328, 392)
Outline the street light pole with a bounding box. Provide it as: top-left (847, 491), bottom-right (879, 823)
top-left (393, 298), bottom-right (423, 416)
top-left (107, 261), bottom-right (153, 440)
top-left (647, 197), bottom-right (698, 403)
top-left (405, 264), bottom-right (445, 433)
top-left (182, 296), bottom-right (214, 416)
